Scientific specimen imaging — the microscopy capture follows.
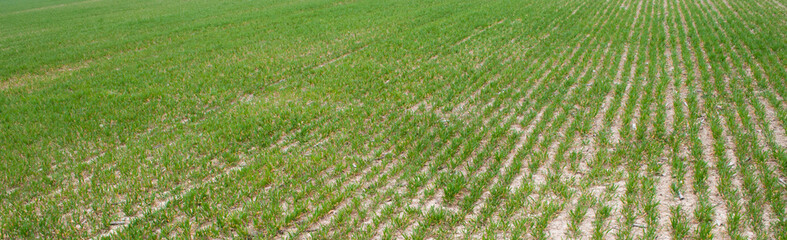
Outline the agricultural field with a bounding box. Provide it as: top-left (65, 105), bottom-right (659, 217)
top-left (1, 0), bottom-right (786, 239)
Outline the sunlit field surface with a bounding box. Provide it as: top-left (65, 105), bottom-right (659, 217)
top-left (1, 0), bottom-right (786, 239)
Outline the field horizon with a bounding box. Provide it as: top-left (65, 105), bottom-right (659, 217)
top-left (1, 0), bottom-right (786, 239)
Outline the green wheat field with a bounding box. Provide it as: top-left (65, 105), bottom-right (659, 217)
top-left (1, 0), bottom-right (786, 239)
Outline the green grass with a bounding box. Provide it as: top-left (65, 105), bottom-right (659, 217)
top-left (1, 0), bottom-right (786, 239)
